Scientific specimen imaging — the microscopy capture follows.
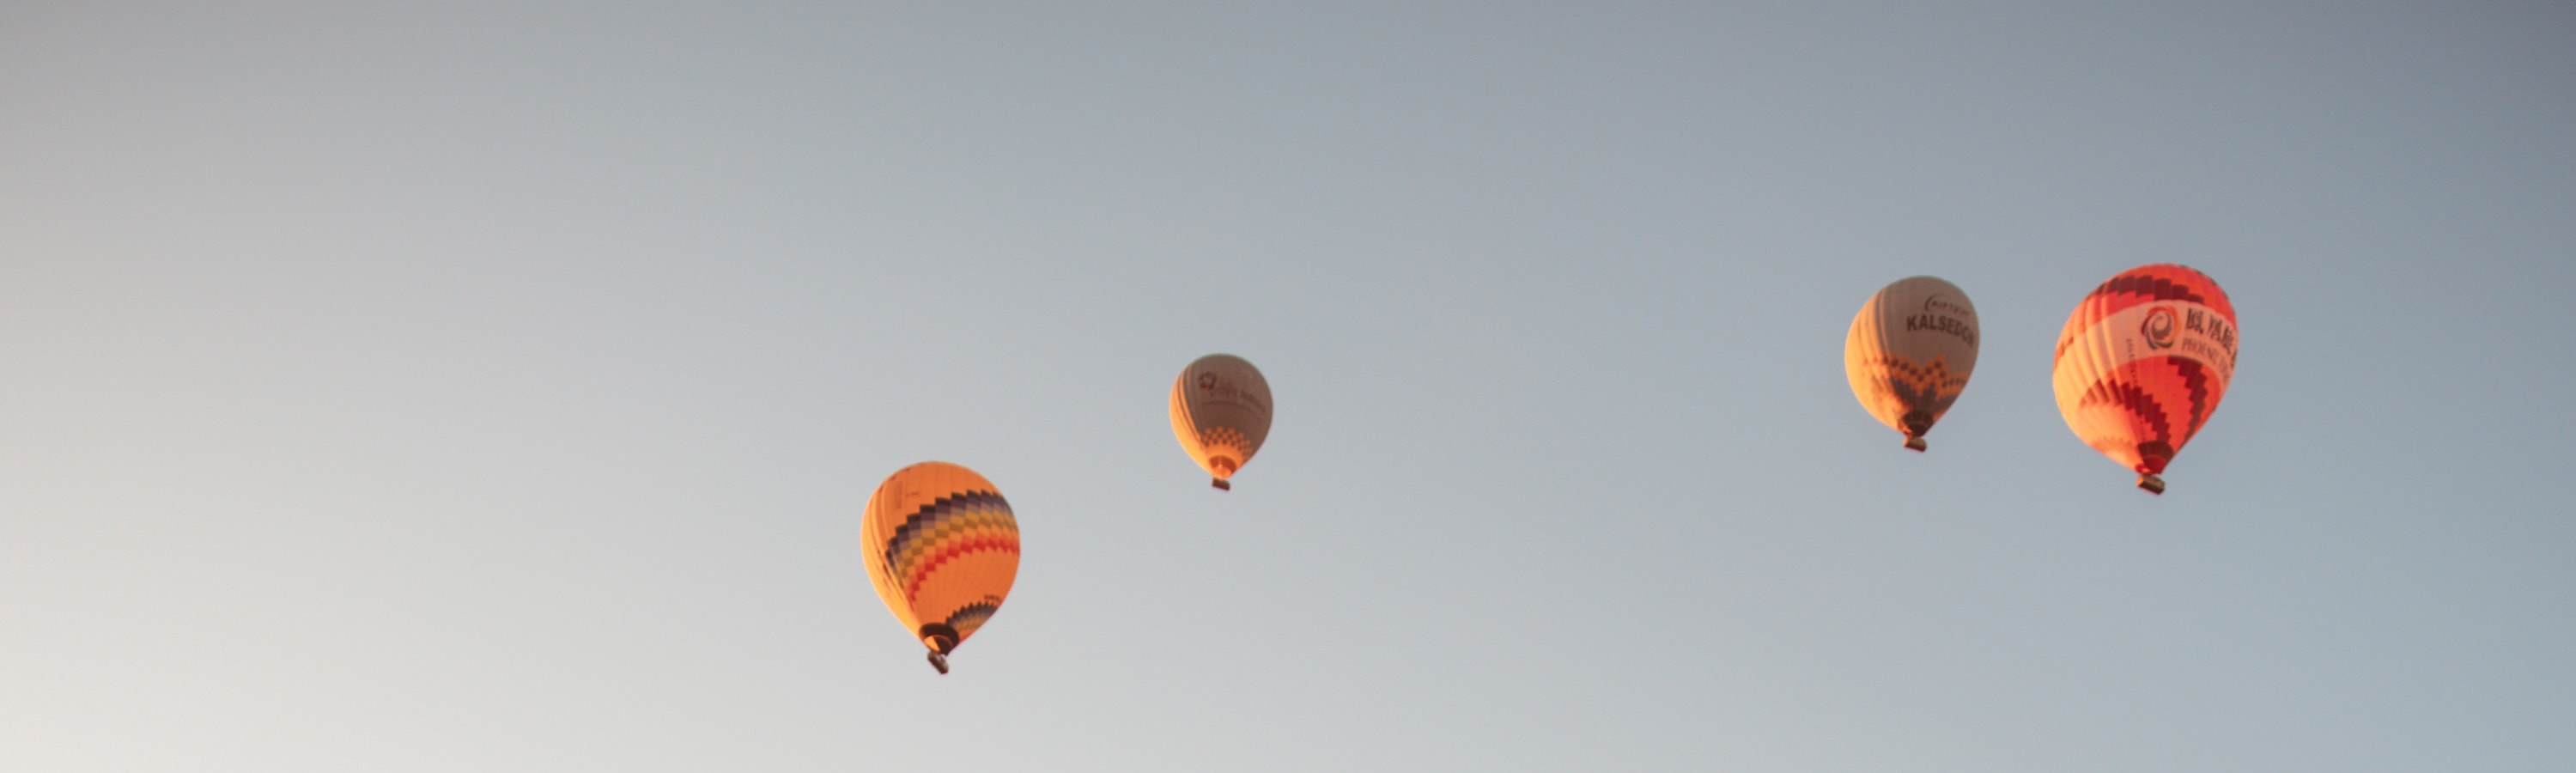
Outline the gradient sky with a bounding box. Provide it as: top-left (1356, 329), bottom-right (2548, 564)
top-left (4, 3), bottom-right (2573, 771)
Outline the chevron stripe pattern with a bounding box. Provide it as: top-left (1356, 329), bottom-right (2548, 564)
top-left (1851, 354), bottom-right (1971, 429)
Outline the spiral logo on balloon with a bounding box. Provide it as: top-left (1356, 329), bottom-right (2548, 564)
top-left (2141, 306), bottom-right (2178, 350)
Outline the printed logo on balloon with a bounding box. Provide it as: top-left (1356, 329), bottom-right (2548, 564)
top-left (2141, 306), bottom-right (2178, 350)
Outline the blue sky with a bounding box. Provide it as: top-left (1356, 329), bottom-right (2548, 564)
top-left (4, 3), bottom-right (2572, 770)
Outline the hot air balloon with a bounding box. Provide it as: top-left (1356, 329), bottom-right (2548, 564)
top-left (1170, 354), bottom-right (1273, 490)
top-left (861, 461), bottom-right (1020, 673)
top-left (1845, 276), bottom-right (1981, 452)
top-left (2051, 264), bottom-right (2239, 494)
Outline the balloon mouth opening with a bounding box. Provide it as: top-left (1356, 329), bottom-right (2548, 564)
top-left (919, 624), bottom-right (959, 654)
top-left (919, 624), bottom-right (960, 673)
top-left (1900, 411), bottom-right (1934, 438)
top-left (2135, 441), bottom-right (2174, 475)
top-left (1209, 456), bottom-right (1238, 477)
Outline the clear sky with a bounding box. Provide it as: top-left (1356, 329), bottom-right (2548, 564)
top-left (4, 3), bottom-right (2572, 770)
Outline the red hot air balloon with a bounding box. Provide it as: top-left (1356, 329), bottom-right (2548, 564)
top-left (2050, 265), bottom-right (2240, 494)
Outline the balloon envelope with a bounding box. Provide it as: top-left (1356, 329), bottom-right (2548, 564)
top-left (861, 461), bottom-right (1019, 673)
top-left (1844, 276), bottom-right (1980, 451)
top-left (1170, 354), bottom-right (1273, 490)
top-left (2050, 264), bottom-right (2239, 494)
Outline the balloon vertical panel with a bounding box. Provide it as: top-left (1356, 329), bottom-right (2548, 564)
top-left (862, 461), bottom-right (1019, 671)
top-left (1844, 276), bottom-right (1980, 451)
top-left (2050, 264), bottom-right (2239, 493)
top-left (1170, 354), bottom-right (1273, 490)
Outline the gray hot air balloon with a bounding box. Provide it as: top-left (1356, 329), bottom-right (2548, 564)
top-left (1844, 276), bottom-right (1980, 451)
top-left (1169, 354), bottom-right (1273, 490)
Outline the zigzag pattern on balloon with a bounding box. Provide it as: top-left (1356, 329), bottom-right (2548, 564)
top-left (1196, 425), bottom-right (1250, 459)
top-left (1856, 355), bottom-right (1969, 418)
top-left (2093, 272), bottom-right (2211, 306)
top-left (882, 490), bottom-right (1020, 602)
top-left (2081, 376), bottom-right (2172, 448)
top-left (2068, 358), bottom-right (2220, 474)
top-left (902, 533), bottom-right (1020, 601)
top-left (2172, 358), bottom-right (2213, 439)
top-left (945, 600), bottom-right (1002, 639)
top-left (2073, 358), bottom-right (2216, 455)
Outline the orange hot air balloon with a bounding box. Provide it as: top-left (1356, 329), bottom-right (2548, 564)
top-left (861, 461), bottom-right (1020, 673)
top-left (2051, 264), bottom-right (2239, 494)
top-left (1845, 276), bottom-right (1981, 452)
top-left (1170, 354), bottom-right (1273, 490)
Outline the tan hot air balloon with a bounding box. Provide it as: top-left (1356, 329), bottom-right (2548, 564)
top-left (1845, 276), bottom-right (1981, 452)
top-left (1170, 354), bottom-right (1273, 490)
top-left (2050, 264), bottom-right (2239, 495)
top-left (861, 461), bottom-right (1019, 673)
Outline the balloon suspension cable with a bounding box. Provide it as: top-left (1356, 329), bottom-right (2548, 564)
top-left (2136, 473), bottom-right (2166, 496)
top-left (927, 651), bottom-right (950, 674)
top-left (1211, 477), bottom-right (1231, 491)
top-left (1904, 435), bottom-right (1928, 453)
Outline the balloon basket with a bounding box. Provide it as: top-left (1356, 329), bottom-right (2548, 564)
top-left (1211, 478), bottom-right (1230, 491)
top-left (928, 651), bottom-right (950, 674)
top-left (2136, 474), bottom-right (2166, 495)
top-left (1904, 435), bottom-right (1927, 452)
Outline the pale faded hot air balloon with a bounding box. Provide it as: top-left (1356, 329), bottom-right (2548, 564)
top-left (2051, 264), bottom-right (2239, 495)
top-left (1845, 276), bottom-right (1980, 451)
top-left (1170, 354), bottom-right (1273, 490)
top-left (862, 461), bottom-right (1020, 673)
